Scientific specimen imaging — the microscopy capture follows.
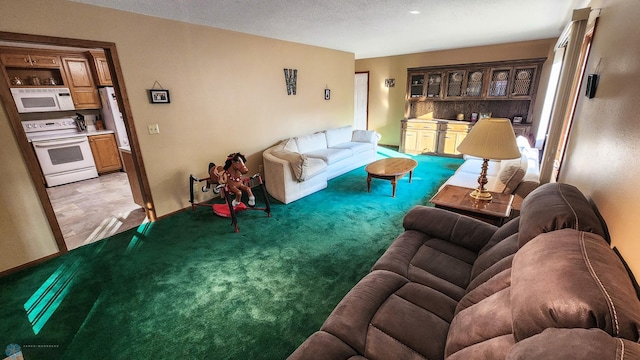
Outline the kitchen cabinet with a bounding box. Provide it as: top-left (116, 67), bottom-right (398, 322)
top-left (88, 50), bottom-right (112, 86)
top-left (400, 119), bottom-right (471, 156)
top-left (400, 120), bottom-right (438, 153)
top-left (439, 123), bottom-right (470, 156)
top-left (61, 55), bottom-right (101, 109)
top-left (405, 58), bottom-right (544, 123)
top-left (0, 49), bottom-right (65, 87)
top-left (408, 73), bottom-right (426, 99)
top-left (0, 52), bottom-right (61, 68)
top-left (89, 133), bottom-right (122, 173)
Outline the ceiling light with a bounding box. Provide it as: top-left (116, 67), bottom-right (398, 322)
top-left (409, 10), bottom-right (421, 14)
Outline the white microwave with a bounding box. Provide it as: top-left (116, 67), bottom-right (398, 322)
top-left (10, 87), bottom-right (75, 113)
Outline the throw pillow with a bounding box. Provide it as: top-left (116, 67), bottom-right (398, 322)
top-left (271, 149), bottom-right (308, 181)
top-left (351, 129), bottom-right (378, 143)
top-left (496, 153), bottom-right (527, 194)
top-left (325, 125), bottom-right (353, 147)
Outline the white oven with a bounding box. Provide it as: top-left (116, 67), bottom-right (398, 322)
top-left (11, 87), bottom-right (75, 113)
top-left (24, 118), bottom-right (98, 187)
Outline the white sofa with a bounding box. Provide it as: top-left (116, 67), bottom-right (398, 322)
top-left (440, 136), bottom-right (540, 210)
top-left (262, 126), bottom-right (379, 204)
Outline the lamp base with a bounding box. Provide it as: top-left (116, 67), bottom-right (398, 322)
top-left (469, 188), bottom-right (492, 201)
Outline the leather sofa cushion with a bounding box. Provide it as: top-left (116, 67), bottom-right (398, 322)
top-left (324, 125), bottom-right (353, 147)
top-left (286, 331), bottom-right (359, 359)
top-left (320, 270), bottom-right (456, 359)
top-left (445, 287), bottom-right (513, 357)
top-left (518, 183), bottom-right (605, 247)
top-left (446, 335), bottom-right (515, 360)
top-left (511, 229), bottom-right (640, 342)
top-left (372, 206), bottom-right (497, 302)
top-left (506, 328), bottom-right (640, 359)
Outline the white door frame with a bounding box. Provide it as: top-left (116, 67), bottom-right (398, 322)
top-left (354, 72), bottom-right (369, 130)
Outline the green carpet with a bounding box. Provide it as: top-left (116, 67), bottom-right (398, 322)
top-left (0, 149), bottom-right (463, 359)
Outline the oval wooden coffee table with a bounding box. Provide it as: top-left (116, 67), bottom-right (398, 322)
top-left (365, 158), bottom-right (418, 197)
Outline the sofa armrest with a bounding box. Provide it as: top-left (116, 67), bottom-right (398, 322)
top-left (403, 206), bottom-right (498, 253)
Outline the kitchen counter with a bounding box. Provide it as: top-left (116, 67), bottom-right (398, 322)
top-left (407, 118), bottom-right (473, 125)
top-left (86, 129), bottom-right (115, 136)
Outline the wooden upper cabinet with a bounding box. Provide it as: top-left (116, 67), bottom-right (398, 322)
top-left (408, 73), bottom-right (426, 99)
top-left (88, 51), bottom-right (112, 86)
top-left (0, 52), bottom-right (61, 68)
top-left (61, 56), bottom-right (101, 109)
top-left (444, 70), bottom-right (467, 99)
top-left (510, 65), bottom-right (538, 98)
top-left (425, 72), bottom-right (443, 98)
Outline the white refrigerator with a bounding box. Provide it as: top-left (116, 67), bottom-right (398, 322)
top-left (99, 86), bottom-right (130, 149)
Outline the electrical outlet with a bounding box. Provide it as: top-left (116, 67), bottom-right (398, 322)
top-left (148, 124), bottom-right (160, 135)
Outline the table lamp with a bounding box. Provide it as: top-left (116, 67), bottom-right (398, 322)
top-left (456, 118), bottom-right (521, 200)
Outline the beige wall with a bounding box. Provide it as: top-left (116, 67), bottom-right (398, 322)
top-left (560, 0), bottom-right (640, 276)
top-left (355, 39), bottom-right (556, 146)
top-left (0, 0), bottom-right (354, 272)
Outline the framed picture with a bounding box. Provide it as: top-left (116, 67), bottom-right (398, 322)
top-left (479, 112), bottom-right (492, 120)
top-left (470, 113), bottom-right (478, 122)
top-left (385, 79), bottom-right (395, 87)
top-left (513, 116), bottom-right (523, 124)
top-left (148, 89), bottom-right (170, 104)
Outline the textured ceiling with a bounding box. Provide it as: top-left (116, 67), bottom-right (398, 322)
top-left (69, 0), bottom-right (587, 59)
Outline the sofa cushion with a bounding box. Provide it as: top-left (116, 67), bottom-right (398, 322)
top-left (506, 328), bottom-right (640, 359)
top-left (329, 141), bottom-right (374, 155)
top-left (324, 125), bottom-right (353, 147)
top-left (304, 148), bottom-right (352, 165)
top-left (320, 270), bottom-right (455, 360)
top-left (518, 183), bottom-right (606, 247)
top-left (445, 287), bottom-right (513, 358)
top-left (295, 132), bottom-right (327, 153)
top-left (495, 153), bottom-right (528, 194)
top-left (511, 229), bottom-right (640, 342)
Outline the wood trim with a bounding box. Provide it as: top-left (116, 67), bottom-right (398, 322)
top-left (355, 71), bottom-right (370, 130)
top-left (0, 252), bottom-right (61, 278)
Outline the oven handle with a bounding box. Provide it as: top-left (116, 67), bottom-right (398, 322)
top-left (33, 137), bottom-right (88, 148)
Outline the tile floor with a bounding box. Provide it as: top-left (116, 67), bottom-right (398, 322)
top-left (46, 172), bottom-right (148, 250)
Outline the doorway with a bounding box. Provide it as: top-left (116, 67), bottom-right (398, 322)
top-left (0, 32), bottom-right (153, 254)
top-left (354, 72), bottom-right (369, 130)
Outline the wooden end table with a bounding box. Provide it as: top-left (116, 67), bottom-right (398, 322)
top-left (365, 158), bottom-right (418, 197)
top-left (430, 185), bottom-right (514, 226)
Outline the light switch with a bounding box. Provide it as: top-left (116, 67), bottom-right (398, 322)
top-left (148, 124), bottom-right (160, 135)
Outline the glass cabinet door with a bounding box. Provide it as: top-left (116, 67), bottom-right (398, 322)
top-left (409, 73), bottom-right (425, 98)
top-left (444, 70), bottom-right (466, 98)
top-left (425, 72), bottom-right (442, 98)
top-left (465, 70), bottom-right (485, 98)
top-left (488, 67), bottom-right (512, 98)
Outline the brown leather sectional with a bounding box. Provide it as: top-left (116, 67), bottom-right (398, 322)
top-left (288, 183), bottom-right (640, 359)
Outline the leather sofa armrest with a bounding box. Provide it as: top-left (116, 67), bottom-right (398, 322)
top-left (403, 206), bottom-right (498, 253)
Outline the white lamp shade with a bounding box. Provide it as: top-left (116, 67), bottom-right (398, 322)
top-left (457, 118), bottom-right (521, 160)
